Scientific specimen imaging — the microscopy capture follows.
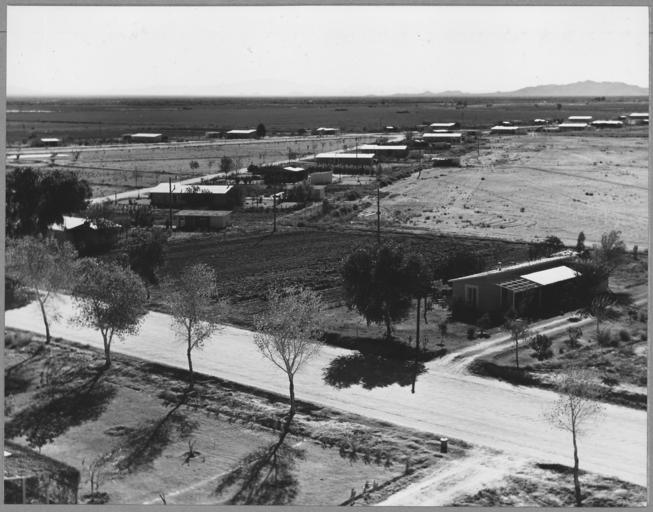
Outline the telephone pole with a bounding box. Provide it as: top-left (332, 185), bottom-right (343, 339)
top-left (168, 177), bottom-right (173, 229)
top-left (376, 165), bottom-right (381, 245)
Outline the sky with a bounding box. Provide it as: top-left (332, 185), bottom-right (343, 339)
top-left (7, 5), bottom-right (649, 97)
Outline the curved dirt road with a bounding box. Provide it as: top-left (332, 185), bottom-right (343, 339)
top-left (4, 296), bottom-right (647, 488)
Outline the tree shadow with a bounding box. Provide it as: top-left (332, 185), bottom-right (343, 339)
top-left (5, 366), bottom-right (116, 450)
top-left (322, 353), bottom-right (427, 390)
top-left (213, 429), bottom-right (305, 505)
top-left (111, 392), bottom-right (199, 473)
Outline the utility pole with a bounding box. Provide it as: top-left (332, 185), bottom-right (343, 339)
top-left (376, 165), bottom-right (381, 245)
top-left (168, 177), bottom-right (173, 229)
top-left (272, 193), bottom-right (277, 233)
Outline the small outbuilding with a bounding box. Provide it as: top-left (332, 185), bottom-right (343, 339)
top-left (315, 152), bottom-right (375, 166)
top-left (49, 216), bottom-right (122, 256)
top-left (490, 125), bottom-right (522, 135)
top-left (226, 129), bottom-right (257, 139)
top-left (174, 210), bottom-right (232, 230)
top-left (315, 127), bottom-right (339, 136)
top-left (429, 122), bottom-right (460, 131)
top-left (422, 132), bottom-right (463, 144)
top-left (567, 116), bottom-right (593, 122)
top-left (358, 144), bottom-right (409, 158)
top-left (558, 122), bottom-right (589, 131)
top-left (626, 112), bottom-right (649, 125)
top-left (449, 255), bottom-right (588, 317)
top-left (591, 120), bottom-right (624, 128)
top-left (308, 170), bottom-right (333, 185)
top-left (205, 131), bottom-right (222, 138)
top-left (4, 441), bottom-right (80, 504)
top-left (39, 138), bottom-right (60, 147)
top-left (149, 183), bottom-right (239, 209)
top-left (130, 133), bottom-right (164, 143)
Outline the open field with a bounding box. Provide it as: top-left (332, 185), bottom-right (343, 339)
top-left (361, 133), bottom-right (648, 249)
top-left (5, 331), bottom-right (465, 505)
top-left (7, 96), bottom-right (648, 144)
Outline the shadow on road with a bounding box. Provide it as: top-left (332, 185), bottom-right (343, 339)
top-left (322, 353), bottom-right (427, 390)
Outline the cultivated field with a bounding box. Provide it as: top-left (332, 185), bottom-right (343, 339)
top-left (361, 133), bottom-right (648, 249)
top-left (7, 96), bottom-right (648, 144)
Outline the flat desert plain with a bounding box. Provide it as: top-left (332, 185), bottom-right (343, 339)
top-left (366, 134), bottom-right (648, 249)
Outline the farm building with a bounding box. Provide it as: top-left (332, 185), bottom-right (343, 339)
top-left (567, 116), bottom-right (593, 122)
top-left (431, 156), bottom-right (461, 167)
top-left (39, 138), bottom-right (60, 147)
top-left (422, 132), bottom-right (463, 144)
top-left (315, 127), bottom-right (339, 135)
top-left (449, 254), bottom-right (592, 317)
top-left (358, 144), bottom-right (409, 158)
top-left (149, 183), bottom-right (239, 209)
top-left (174, 210), bottom-right (232, 230)
top-left (205, 131), bottom-right (222, 138)
top-left (591, 120), bottom-right (624, 128)
top-left (533, 119), bottom-right (548, 125)
top-left (282, 166), bottom-right (309, 182)
top-left (429, 122), bottom-right (460, 131)
top-left (558, 122), bottom-right (589, 131)
top-left (384, 125), bottom-right (398, 132)
top-left (226, 129), bottom-right (257, 139)
top-left (129, 133), bottom-right (164, 143)
top-left (490, 125), bottom-right (526, 135)
top-left (315, 152), bottom-right (375, 166)
top-left (626, 113), bottom-right (649, 125)
top-left (308, 170), bottom-right (333, 185)
top-left (4, 441), bottom-right (80, 504)
top-left (49, 216), bottom-right (122, 256)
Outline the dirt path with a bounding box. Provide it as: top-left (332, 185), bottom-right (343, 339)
top-left (377, 448), bottom-right (527, 506)
top-left (4, 295), bottom-right (647, 487)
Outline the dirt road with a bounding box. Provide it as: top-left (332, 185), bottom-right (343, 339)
top-left (4, 295), bottom-right (647, 488)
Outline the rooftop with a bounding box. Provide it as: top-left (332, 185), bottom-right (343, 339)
top-left (568, 116), bottom-right (593, 120)
top-left (520, 265), bottom-right (579, 286)
top-left (40, 138), bottom-right (60, 142)
top-left (422, 132), bottom-right (463, 138)
top-left (131, 133), bottom-right (163, 137)
top-left (558, 122), bottom-right (589, 128)
top-left (226, 129), bottom-right (256, 134)
top-left (149, 183), bottom-right (233, 194)
top-left (174, 210), bottom-right (232, 217)
top-left (430, 122), bottom-right (457, 127)
top-left (316, 152), bottom-right (375, 159)
top-left (283, 166), bottom-right (306, 172)
top-left (490, 125), bottom-right (519, 130)
top-left (628, 112), bottom-right (649, 118)
top-left (359, 144), bottom-right (408, 151)
top-left (449, 254), bottom-right (574, 282)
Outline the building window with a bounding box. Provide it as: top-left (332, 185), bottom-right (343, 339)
top-left (465, 285), bottom-right (479, 308)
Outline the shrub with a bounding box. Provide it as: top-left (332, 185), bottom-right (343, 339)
top-left (529, 333), bottom-right (553, 360)
top-left (596, 328), bottom-right (612, 347)
top-left (618, 329), bottom-right (631, 342)
top-left (638, 310), bottom-right (647, 323)
top-left (466, 327), bottom-right (476, 340)
top-left (345, 190), bottom-right (361, 201)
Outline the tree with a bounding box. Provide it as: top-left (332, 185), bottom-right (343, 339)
top-left (529, 333), bottom-right (553, 361)
top-left (403, 252), bottom-right (434, 351)
top-left (544, 367), bottom-right (604, 507)
top-left (189, 160), bottom-right (200, 171)
top-left (166, 263), bottom-right (220, 390)
top-left (342, 243), bottom-right (415, 339)
top-left (5, 237), bottom-right (77, 344)
top-left (117, 228), bottom-right (169, 298)
top-left (256, 123), bottom-right (266, 138)
top-left (6, 168), bottom-right (92, 236)
top-left (579, 292), bottom-right (615, 335)
top-left (477, 313), bottom-right (491, 338)
top-left (437, 250), bottom-right (485, 283)
top-left (596, 230), bottom-right (626, 270)
top-left (220, 156), bottom-right (234, 174)
top-left (505, 318), bottom-right (531, 368)
top-left (253, 286), bottom-right (324, 433)
top-left (73, 259), bottom-right (147, 368)
top-left (575, 231), bottom-right (586, 253)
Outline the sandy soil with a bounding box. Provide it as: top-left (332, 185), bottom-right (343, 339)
top-left (362, 134), bottom-right (648, 249)
top-left (5, 294), bottom-right (647, 487)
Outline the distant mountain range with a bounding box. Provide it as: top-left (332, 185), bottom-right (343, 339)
top-left (395, 81), bottom-right (648, 97)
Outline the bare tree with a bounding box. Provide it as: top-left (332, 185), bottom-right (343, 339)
top-left (544, 367), bottom-right (604, 507)
top-left (254, 286), bottom-right (324, 434)
top-left (6, 236), bottom-right (77, 344)
top-left (505, 318), bottom-right (531, 369)
top-left (166, 263), bottom-right (221, 390)
top-left (579, 292), bottom-right (615, 336)
top-left (73, 259), bottom-right (147, 368)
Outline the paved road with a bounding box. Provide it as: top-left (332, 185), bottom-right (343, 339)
top-left (4, 295), bottom-right (647, 487)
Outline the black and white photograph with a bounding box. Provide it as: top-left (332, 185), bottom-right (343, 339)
top-left (3, 4), bottom-right (649, 506)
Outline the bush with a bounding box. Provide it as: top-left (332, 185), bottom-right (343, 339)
top-left (466, 327), bottom-right (476, 340)
top-left (638, 310), bottom-right (647, 323)
top-left (596, 328), bottom-right (612, 347)
top-left (565, 326), bottom-right (582, 349)
top-left (529, 333), bottom-right (553, 361)
top-left (345, 190), bottom-right (361, 201)
top-left (618, 329), bottom-right (631, 342)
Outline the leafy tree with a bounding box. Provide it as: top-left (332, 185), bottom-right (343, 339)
top-left (117, 228), bottom-right (169, 297)
top-left (342, 243), bottom-right (415, 339)
top-left (403, 252), bottom-right (434, 351)
top-left (437, 251), bottom-right (485, 283)
top-left (73, 259), bottom-right (147, 368)
top-left (167, 263), bottom-right (221, 390)
top-left (285, 181), bottom-right (314, 204)
top-left (529, 333), bottom-right (553, 360)
top-left (256, 123), bottom-right (267, 138)
top-left (6, 168), bottom-right (92, 236)
top-left (579, 292), bottom-right (616, 335)
top-left (220, 156), bottom-right (234, 174)
top-left (596, 230), bottom-right (626, 270)
top-left (254, 286), bottom-right (324, 432)
top-left (189, 160), bottom-right (200, 171)
top-left (544, 367), bottom-right (604, 507)
top-left (505, 318), bottom-right (531, 368)
top-left (5, 237), bottom-right (77, 344)
top-left (575, 231), bottom-right (586, 253)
